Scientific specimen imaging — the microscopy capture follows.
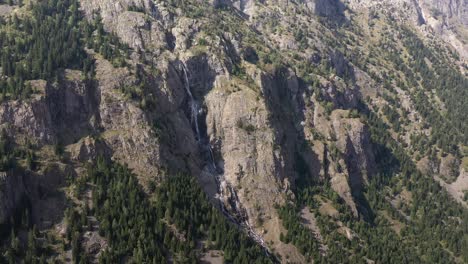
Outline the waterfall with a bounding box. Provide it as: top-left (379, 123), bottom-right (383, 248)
top-left (181, 63), bottom-right (217, 172)
top-left (207, 145), bottom-right (217, 171)
top-left (182, 64), bottom-right (201, 141)
top-left (181, 62), bottom-right (269, 256)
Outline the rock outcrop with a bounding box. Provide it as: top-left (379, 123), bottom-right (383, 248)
top-left (0, 0), bottom-right (465, 261)
top-left (311, 0), bottom-right (346, 18)
top-left (0, 163), bottom-right (73, 229)
top-left (0, 170), bottom-right (25, 224)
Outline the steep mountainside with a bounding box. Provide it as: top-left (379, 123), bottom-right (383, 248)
top-left (0, 0), bottom-right (467, 263)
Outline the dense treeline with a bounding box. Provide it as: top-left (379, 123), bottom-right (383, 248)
top-left (0, 128), bottom-right (36, 172)
top-left (278, 20), bottom-right (468, 261)
top-left (398, 27), bottom-right (467, 155)
top-left (0, 0), bottom-right (91, 99)
top-left (1, 195), bottom-right (92, 263)
top-left (155, 175), bottom-right (270, 263)
top-left (402, 28), bottom-right (468, 141)
top-left (0, 0), bottom-right (132, 101)
top-left (3, 216), bottom-right (43, 263)
top-left (1, 0), bottom-right (156, 105)
top-left (280, 183), bottom-right (421, 263)
top-left (381, 104), bottom-right (401, 132)
top-left (0, 157), bottom-right (272, 263)
top-left (87, 158), bottom-right (271, 263)
top-left (88, 159), bottom-right (169, 263)
top-left (279, 102), bottom-right (468, 263)
top-left (0, 195), bottom-right (47, 263)
top-left (0, 129), bottom-right (16, 171)
top-left (277, 206), bottom-right (320, 262)
top-left (364, 108), bottom-right (468, 262)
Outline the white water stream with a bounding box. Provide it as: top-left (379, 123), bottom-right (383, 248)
top-left (181, 63), bottom-right (269, 255)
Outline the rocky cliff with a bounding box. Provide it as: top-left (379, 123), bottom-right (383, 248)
top-left (0, 0), bottom-right (466, 262)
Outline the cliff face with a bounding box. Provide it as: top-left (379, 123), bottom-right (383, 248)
top-left (346, 0), bottom-right (467, 58)
top-left (0, 163), bottom-right (75, 230)
top-left (422, 0), bottom-right (466, 23)
top-left (0, 0), bottom-right (466, 261)
top-left (0, 170), bottom-right (25, 224)
top-left (418, 0), bottom-right (467, 57)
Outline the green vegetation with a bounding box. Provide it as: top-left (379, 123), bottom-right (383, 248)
top-left (0, 130), bottom-right (16, 171)
top-left (402, 28), bottom-right (467, 145)
top-left (0, 1), bottom-right (467, 263)
top-left (277, 205), bottom-right (320, 262)
top-left (0, 157), bottom-right (272, 263)
top-left (381, 104), bottom-right (401, 132)
top-left (83, 13), bottom-right (129, 68)
top-left (383, 27), bottom-right (467, 157)
top-left (280, 105), bottom-right (468, 263)
top-left (88, 159), bottom-right (271, 263)
top-left (0, 0), bottom-right (90, 100)
top-left (0, 0), bottom-right (132, 102)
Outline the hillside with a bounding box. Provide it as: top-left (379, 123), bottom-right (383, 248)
top-left (0, 0), bottom-right (467, 263)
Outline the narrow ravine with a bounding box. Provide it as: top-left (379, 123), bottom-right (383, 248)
top-left (181, 63), bottom-right (201, 142)
top-left (180, 63), bottom-right (269, 255)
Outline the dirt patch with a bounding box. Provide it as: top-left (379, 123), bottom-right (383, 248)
top-left (0, 4), bottom-right (14, 16)
top-left (336, 221), bottom-right (358, 241)
top-left (462, 156), bottom-right (468, 171)
top-left (200, 250), bottom-right (223, 264)
top-left (435, 168), bottom-right (468, 207)
top-left (318, 199), bottom-right (339, 218)
top-left (380, 210), bottom-right (405, 235)
top-left (399, 189), bottom-right (412, 203)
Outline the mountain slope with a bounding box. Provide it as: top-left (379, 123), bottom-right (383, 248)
top-left (0, 0), bottom-right (467, 263)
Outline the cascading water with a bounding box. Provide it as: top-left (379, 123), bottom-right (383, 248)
top-left (182, 64), bottom-right (201, 142)
top-left (181, 62), bottom-right (269, 255)
top-left (182, 63), bottom-right (218, 172)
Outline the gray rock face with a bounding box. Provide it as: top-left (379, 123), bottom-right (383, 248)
top-left (27, 165), bottom-right (72, 229)
top-left (1, 0), bottom-right (463, 259)
top-left (311, 0), bottom-right (346, 17)
top-left (47, 70), bottom-right (100, 144)
top-left (92, 58), bottom-right (165, 180)
top-left (205, 76), bottom-right (289, 222)
top-left (195, 64), bottom-right (318, 244)
top-left (423, 0), bottom-right (466, 24)
top-left (69, 136), bottom-right (111, 163)
top-left (0, 4), bottom-right (14, 17)
top-left (219, 0), bottom-right (346, 18)
top-left (0, 97), bottom-right (54, 144)
top-left (0, 164), bottom-right (72, 229)
top-left (316, 75), bottom-right (360, 110)
top-left (305, 104), bottom-right (375, 217)
top-left (221, 0), bottom-right (258, 16)
top-left (80, 0), bottom-right (173, 52)
top-left (331, 111), bottom-right (375, 191)
top-left (344, 0), bottom-right (467, 57)
top-left (0, 170), bottom-right (25, 224)
top-left (80, 0), bottom-right (158, 29)
top-left (0, 70), bottom-right (100, 146)
top-left (211, 0), bottom-right (232, 8)
top-left (419, 0), bottom-right (467, 56)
